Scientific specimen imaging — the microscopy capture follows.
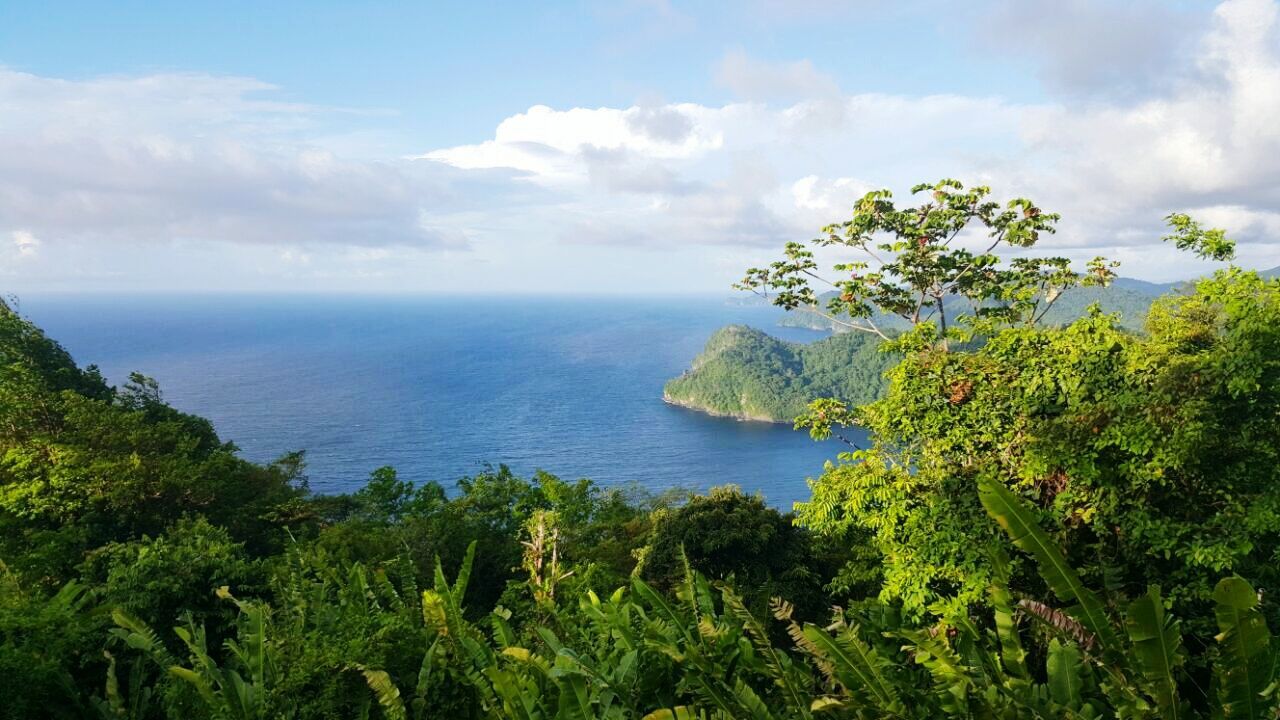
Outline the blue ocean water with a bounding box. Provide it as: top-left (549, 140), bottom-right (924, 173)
top-left (19, 295), bottom-right (869, 508)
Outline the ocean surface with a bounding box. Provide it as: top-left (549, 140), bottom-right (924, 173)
top-left (20, 294), bottom-right (870, 509)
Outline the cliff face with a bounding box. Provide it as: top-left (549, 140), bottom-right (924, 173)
top-left (662, 325), bottom-right (893, 423)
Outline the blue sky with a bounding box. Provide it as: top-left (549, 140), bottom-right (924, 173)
top-left (1, 2), bottom-right (1042, 144)
top-left (1, 0), bottom-right (1274, 293)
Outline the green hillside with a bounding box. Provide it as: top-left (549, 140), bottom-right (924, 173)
top-left (663, 325), bottom-right (894, 422)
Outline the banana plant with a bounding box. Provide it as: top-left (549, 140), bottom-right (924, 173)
top-left (109, 587), bottom-right (274, 720)
top-left (978, 475), bottom-right (1280, 719)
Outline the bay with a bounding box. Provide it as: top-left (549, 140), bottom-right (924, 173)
top-left (19, 294), bottom-right (870, 508)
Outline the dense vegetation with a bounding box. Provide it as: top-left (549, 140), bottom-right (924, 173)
top-left (3, 180), bottom-right (1280, 718)
top-left (662, 326), bottom-right (894, 422)
top-left (679, 273), bottom-right (1183, 425)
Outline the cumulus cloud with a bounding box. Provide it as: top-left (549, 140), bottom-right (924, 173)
top-left (0, 68), bottom-right (459, 251)
top-left (418, 2), bottom-right (1280, 277)
top-left (1015, 0), bottom-right (1280, 262)
top-left (417, 104), bottom-right (722, 182)
top-left (420, 88), bottom-right (1026, 249)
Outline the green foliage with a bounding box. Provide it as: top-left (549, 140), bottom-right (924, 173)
top-left (663, 325), bottom-right (895, 422)
top-left (0, 303), bottom-right (306, 585)
top-left (310, 494), bottom-right (1280, 719)
top-left (796, 268), bottom-right (1280, 628)
top-left (978, 479), bottom-right (1278, 718)
top-left (1212, 577), bottom-right (1274, 718)
top-left (0, 571), bottom-right (98, 719)
top-left (638, 485), bottom-right (844, 621)
top-left (781, 281), bottom-right (1158, 334)
top-left (1164, 213), bottom-right (1236, 262)
top-left (81, 517), bottom-right (262, 636)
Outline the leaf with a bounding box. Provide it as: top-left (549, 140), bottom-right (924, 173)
top-left (167, 666), bottom-right (217, 708)
top-left (100, 650), bottom-right (124, 716)
top-left (1213, 576), bottom-right (1273, 719)
top-left (453, 540), bottom-right (477, 605)
top-left (641, 708), bottom-right (701, 720)
top-left (978, 476), bottom-right (1120, 656)
top-left (501, 647), bottom-right (532, 663)
top-left (357, 667), bottom-right (407, 720)
top-left (109, 609), bottom-right (174, 668)
top-left (1046, 639), bottom-right (1084, 710)
top-left (721, 589), bottom-right (813, 719)
top-left (1125, 586), bottom-right (1184, 719)
top-left (988, 550), bottom-right (1029, 680)
top-left (810, 696), bottom-right (845, 713)
top-left (801, 624), bottom-right (902, 713)
top-left (555, 670), bottom-right (594, 720)
top-left (900, 627), bottom-right (976, 713)
top-left (1020, 599), bottom-right (1098, 651)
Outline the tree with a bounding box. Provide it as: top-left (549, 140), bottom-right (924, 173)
top-left (79, 517), bottom-right (262, 637)
top-left (639, 485), bottom-right (843, 620)
top-left (744, 186), bottom-right (1280, 637)
top-left (736, 179), bottom-right (1116, 349)
top-left (0, 303), bottom-right (305, 584)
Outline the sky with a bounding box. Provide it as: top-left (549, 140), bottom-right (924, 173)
top-left (2, 0), bottom-right (1278, 293)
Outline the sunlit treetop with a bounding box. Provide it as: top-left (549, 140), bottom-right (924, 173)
top-left (736, 179), bottom-right (1118, 349)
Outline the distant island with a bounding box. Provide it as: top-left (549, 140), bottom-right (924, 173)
top-left (663, 325), bottom-right (895, 423)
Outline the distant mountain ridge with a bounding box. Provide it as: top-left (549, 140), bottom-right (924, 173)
top-left (776, 267), bottom-right (1279, 334)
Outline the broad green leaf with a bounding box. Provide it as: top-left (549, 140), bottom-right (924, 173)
top-left (988, 550), bottom-right (1029, 680)
top-left (1214, 576), bottom-right (1273, 719)
top-left (1125, 585), bottom-right (1184, 719)
top-left (1046, 639), bottom-right (1084, 709)
top-left (801, 625), bottom-right (902, 712)
top-left (978, 475), bottom-right (1120, 656)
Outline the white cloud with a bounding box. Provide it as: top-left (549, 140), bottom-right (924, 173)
top-left (1014, 0), bottom-right (1280, 261)
top-left (421, 89), bottom-right (1026, 249)
top-left (0, 68), bottom-right (461, 252)
top-left (789, 176), bottom-right (876, 226)
top-left (418, 104), bottom-right (722, 182)
top-left (418, 4), bottom-right (1280, 278)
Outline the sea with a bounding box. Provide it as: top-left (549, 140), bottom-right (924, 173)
top-left (19, 294), bottom-right (870, 509)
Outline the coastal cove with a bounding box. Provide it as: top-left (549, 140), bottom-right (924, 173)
top-left (20, 294), bottom-right (870, 509)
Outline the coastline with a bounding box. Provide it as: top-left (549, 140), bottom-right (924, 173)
top-left (661, 391), bottom-right (789, 425)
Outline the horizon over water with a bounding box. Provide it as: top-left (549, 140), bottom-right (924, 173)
top-left (20, 294), bottom-right (870, 509)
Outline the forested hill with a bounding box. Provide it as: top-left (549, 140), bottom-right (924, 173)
top-left (662, 325), bottom-right (894, 422)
